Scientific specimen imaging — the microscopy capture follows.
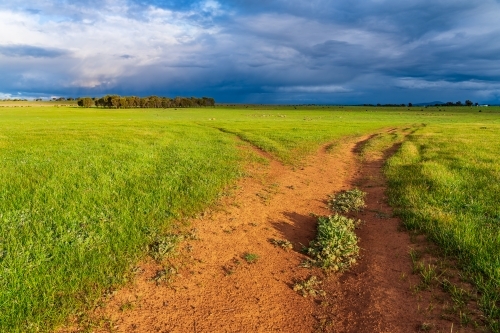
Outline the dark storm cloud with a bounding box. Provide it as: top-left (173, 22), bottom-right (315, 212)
top-left (0, 0), bottom-right (499, 103)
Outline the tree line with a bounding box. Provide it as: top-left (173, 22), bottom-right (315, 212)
top-left (77, 95), bottom-right (215, 108)
top-left (362, 100), bottom-right (476, 107)
top-left (362, 103), bottom-right (408, 107)
top-left (428, 100), bottom-right (476, 107)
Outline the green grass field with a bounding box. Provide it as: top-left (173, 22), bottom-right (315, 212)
top-left (385, 123), bottom-right (500, 330)
top-left (0, 104), bottom-right (499, 332)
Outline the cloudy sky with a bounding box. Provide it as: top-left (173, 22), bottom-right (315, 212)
top-left (1, 0), bottom-right (500, 104)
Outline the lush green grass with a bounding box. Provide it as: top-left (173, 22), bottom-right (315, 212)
top-left (206, 106), bottom-right (499, 163)
top-left (385, 122), bottom-right (500, 330)
top-left (0, 104), bottom-right (499, 332)
top-left (0, 108), bottom-right (243, 332)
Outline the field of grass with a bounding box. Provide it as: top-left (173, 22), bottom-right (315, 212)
top-left (0, 104), bottom-right (499, 332)
top-left (0, 107), bottom-right (244, 332)
top-left (385, 122), bottom-right (500, 330)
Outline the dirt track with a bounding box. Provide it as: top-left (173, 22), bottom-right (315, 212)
top-left (61, 133), bottom-right (467, 332)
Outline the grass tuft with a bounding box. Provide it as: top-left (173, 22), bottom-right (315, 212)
top-left (242, 253), bottom-right (259, 264)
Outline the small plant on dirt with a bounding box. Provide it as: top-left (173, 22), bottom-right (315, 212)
top-left (305, 214), bottom-right (360, 271)
top-left (409, 248), bottom-right (423, 274)
top-left (460, 311), bottom-right (472, 326)
top-left (243, 253), bottom-right (259, 264)
top-left (223, 265), bottom-right (235, 276)
top-left (152, 266), bottom-right (178, 285)
top-left (419, 322), bottom-right (433, 331)
top-left (299, 259), bottom-right (314, 268)
top-left (223, 226), bottom-right (237, 234)
top-left (119, 301), bottom-right (135, 312)
top-left (327, 188), bottom-right (367, 213)
top-left (269, 238), bottom-right (293, 251)
top-left (441, 279), bottom-right (471, 309)
top-left (186, 228), bottom-right (199, 240)
top-left (293, 276), bottom-right (326, 298)
top-left (419, 264), bottom-right (437, 289)
top-left (223, 258), bottom-right (242, 275)
top-left (148, 234), bottom-right (183, 261)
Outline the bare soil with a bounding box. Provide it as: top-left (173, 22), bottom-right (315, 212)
top-left (60, 133), bottom-right (474, 333)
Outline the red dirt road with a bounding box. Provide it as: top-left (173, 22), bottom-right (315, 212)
top-left (60, 134), bottom-right (468, 333)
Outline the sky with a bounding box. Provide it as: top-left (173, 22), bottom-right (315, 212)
top-left (1, 0), bottom-right (500, 104)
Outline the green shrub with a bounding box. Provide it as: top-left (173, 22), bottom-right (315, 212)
top-left (305, 214), bottom-right (360, 271)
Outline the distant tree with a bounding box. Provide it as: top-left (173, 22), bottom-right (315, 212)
top-left (119, 97), bottom-right (129, 109)
top-left (123, 96), bottom-right (132, 108)
top-left (180, 97), bottom-right (193, 108)
top-left (140, 97), bottom-right (149, 108)
top-left (456, 101), bottom-right (463, 106)
top-left (161, 97), bottom-right (172, 108)
top-left (101, 95), bottom-right (120, 108)
top-left (77, 97), bottom-right (94, 108)
top-left (131, 96), bottom-right (141, 108)
top-left (95, 97), bottom-right (105, 108)
top-left (465, 100), bottom-right (473, 106)
top-left (202, 97), bottom-right (215, 106)
top-left (173, 96), bottom-right (182, 107)
top-left (84, 97), bottom-right (94, 108)
top-left (408, 103), bottom-right (413, 107)
top-left (110, 96), bottom-right (120, 108)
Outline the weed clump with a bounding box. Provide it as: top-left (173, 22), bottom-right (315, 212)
top-left (152, 266), bottom-right (178, 285)
top-left (293, 276), bottom-right (326, 297)
top-left (148, 234), bottom-right (183, 261)
top-left (269, 238), bottom-right (293, 251)
top-left (328, 189), bottom-right (366, 213)
top-left (305, 214), bottom-right (360, 271)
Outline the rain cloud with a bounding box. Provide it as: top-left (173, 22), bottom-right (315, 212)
top-left (0, 0), bottom-right (499, 103)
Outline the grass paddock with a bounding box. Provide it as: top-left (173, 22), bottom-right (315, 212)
top-left (0, 105), bottom-right (499, 331)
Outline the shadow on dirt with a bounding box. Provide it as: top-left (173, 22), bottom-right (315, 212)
top-left (271, 211), bottom-right (317, 252)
